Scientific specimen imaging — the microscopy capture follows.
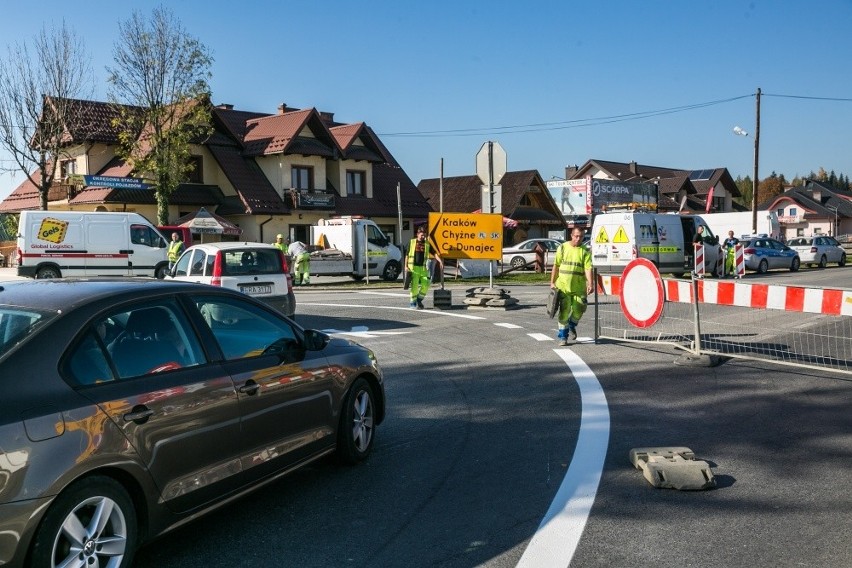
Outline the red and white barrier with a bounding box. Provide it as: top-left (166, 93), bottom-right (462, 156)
top-left (734, 244), bottom-right (745, 278)
top-left (597, 273), bottom-right (852, 317)
top-left (694, 244), bottom-right (705, 276)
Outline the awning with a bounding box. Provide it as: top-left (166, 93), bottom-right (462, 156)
top-left (175, 207), bottom-right (242, 236)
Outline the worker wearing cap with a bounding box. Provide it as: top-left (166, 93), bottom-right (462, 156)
top-left (273, 234), bottom-right (287, 252)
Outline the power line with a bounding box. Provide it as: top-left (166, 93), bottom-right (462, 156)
top-left (378, 91), bottom-right (852, 138)
top-left (379, 94), bottom-right (754, 138)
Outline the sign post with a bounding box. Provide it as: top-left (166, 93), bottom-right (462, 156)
top-left (475, 142), bottom-right (507, 287)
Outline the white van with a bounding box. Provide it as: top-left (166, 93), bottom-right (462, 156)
top-left (591, 212), bottom-right (722, 276)
top-left (16, 211), bottom-right (169, 279)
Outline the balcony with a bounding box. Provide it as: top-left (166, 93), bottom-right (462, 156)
top-left (286, 189), bottom-right (336, 210)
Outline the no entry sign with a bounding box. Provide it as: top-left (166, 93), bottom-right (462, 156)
top-left (619, 258), bottom-right (664, 328)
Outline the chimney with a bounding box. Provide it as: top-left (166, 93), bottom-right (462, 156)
top-left (629, 161), bottom-right (639, 176)
top-left (319, 111), bottom-right (335, 124)
top-left (216, 103), bottom-right (233, 110)
top-left (564, 164), bottom-right (579, 178)
top-left (278, 103), bottom-right (290, 114)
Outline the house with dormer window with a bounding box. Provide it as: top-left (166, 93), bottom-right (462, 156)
top-left (561, 160), bottom-right (744, 215)
top-left (0, 98), bottom-right (432, 248)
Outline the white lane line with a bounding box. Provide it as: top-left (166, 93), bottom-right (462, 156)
top-left (517, 348), bottom-right (610, 568)
top-left (355, 291), bottom-right (410, 297)
top-left (528, 333), bottom-right (553, 341)
top-left (495, 323), bottom-right (523, 329)
top-left (298, 302), bottom-right (486, 320)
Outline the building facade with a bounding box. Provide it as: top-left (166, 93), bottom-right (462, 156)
top-left (0, 98), bottom-right (432, 247)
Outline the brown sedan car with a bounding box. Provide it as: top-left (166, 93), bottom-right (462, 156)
top-left (0, 278), bottom-right (385, 567)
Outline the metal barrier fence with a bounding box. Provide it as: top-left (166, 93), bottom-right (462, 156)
top-left (594, 271), bottom-right (852, 376)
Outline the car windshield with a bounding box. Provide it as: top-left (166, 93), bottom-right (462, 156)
top-left (0, 306), bottom-right (55, 359)
top-left (221, 249), bottom-right (282, 276)
top-left (788, 238), bottom-right (810, 246)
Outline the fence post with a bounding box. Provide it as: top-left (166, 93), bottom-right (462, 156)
top-left (691, 272), bottom-right (702, 354)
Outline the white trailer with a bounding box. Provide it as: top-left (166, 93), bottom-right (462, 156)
top-left (699, 211), bottom-right (781, 241)
top-left (308, 217), bottom-right (403, 281)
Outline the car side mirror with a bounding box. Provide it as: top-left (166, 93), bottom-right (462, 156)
top-left (303, 329), bottom-right (330, 351)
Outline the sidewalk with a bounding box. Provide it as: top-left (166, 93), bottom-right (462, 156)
top-left (0, 266), bottom-right (25, 281)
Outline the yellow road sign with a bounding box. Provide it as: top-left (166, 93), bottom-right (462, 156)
top-left (613, 226), bottom-right (630, 243)
top-left (428, 212), bottom-right (504, 260)
top-left (595, 227), bottom-right (609, 244)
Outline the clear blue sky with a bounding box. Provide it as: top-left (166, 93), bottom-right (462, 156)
top-left (2, 0), bottom-right (851, 201)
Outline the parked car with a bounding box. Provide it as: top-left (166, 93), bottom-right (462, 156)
top-left (167, 241), bottom-right (295, 317)
top-left (742, 237), bottom-right (801, 273)
top-left (501, 238), bottom-right (563, 270)
top-left (786, 236), bottom-right (847, 268)
top-left (0, 279), bottom-right (384, 567)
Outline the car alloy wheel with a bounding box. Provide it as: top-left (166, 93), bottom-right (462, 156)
top-left (337, 378), bottom-right (375, 464)
top-left (31, 476), bottom-right (137, 568)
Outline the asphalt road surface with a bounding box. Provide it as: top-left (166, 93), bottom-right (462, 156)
top-left (128, 280), bottom-right (852, 568)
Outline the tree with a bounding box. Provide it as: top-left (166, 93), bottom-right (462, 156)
top-left (759, 171), bottom-right (785, 204)
top-left (0, 22), bottom-right (93, 210)
top-left (734, 175), bottom-right (753, 207)
top-left (107, 7), bottom-right (213, 225)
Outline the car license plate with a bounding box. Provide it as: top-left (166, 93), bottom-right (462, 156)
top-left (240, 284), bottom-right (272, 295)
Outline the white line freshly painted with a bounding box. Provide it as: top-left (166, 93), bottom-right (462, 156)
top-left (495, 323), bottom-right (523, 329)
top-left (528, 333), bottom-right (553, 341)
top-left (298, 302), bottom-right (487, 320)
top-left (517, 348), bottom-right (610, 568)
top-left (355, 291), bottom-right (411, 298)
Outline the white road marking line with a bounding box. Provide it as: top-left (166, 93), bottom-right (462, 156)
top-left (528, 333), bottom-right (553, 341)
top-left (298, 302), bottom-right (486, 320)
top-left (495, 323), bottom-right (523, 329)
top-left (356, 291), bottom-right (411, 297)
top-left (517, 348), bottom-right (610, 568)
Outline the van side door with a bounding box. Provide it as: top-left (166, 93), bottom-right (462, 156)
top-left (655, 216), bottom-right (686, 273)
top-left (129, 224), bottom-right (167, 277)
top-left (86, 219), bottom-right (132, 276)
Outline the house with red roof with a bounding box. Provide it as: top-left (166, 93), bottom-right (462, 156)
top-left (560, 159), bottom-right (744, 215)
top-left (0, 98), bottom-right (432, 246)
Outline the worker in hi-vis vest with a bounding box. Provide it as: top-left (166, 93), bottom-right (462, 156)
top-left (550, 227), bottom-right (593, 345)
top-left (167, 232), bottom-right (184, 270)
top-left (406, 225), bottom-right (443, 309)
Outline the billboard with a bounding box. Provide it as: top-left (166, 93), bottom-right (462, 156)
top-left (590, 179), bottom-right (658, 213)
top-left (546, 178), bottom-right (589, 216)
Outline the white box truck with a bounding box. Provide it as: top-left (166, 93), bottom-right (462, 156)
top-left (17, 211), bottom-right (169, 279)
top-left (698, 211), bottom-right (781, 241)
top-left (591, 212), bottom-right (722, 276)
top-left (308, 217), bottom-right (403, 281)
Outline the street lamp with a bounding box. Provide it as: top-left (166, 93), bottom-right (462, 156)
top-left (733, 88), bottom-right (761, 234)
top-left (827, 205), bottom-right (838, 236)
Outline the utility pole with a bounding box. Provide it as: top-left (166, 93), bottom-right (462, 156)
top-left (751, 88), bottom-right (761, 234)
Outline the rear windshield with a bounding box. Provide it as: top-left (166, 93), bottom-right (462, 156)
top-left (221, 249), bottom-right (284, 276)
top-left (0, 307), bottom-right (53, 359)
top-left (787, 238), bottom-right (810, 246)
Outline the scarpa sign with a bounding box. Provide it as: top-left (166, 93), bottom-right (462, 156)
top-left (428, 212), bottom-right (503, 261)
top-left (83, 175), bottom-right (150, 190)
top-left (591, 179), bottom-right (658, 213)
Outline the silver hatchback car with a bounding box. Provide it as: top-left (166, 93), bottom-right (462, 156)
top-left (786, 236), bottom-right (847, 268)
top-left (167, 242), bottom-right (295, 316)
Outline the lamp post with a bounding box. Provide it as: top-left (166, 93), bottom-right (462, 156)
top-left (827, 205), bottom-right (838, 236)
top-left (733, 88), bottom-right (761, 234)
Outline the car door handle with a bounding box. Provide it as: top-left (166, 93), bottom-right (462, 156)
top-left (123, 407), bottom-right (154, 423)
top-left (239, 381), bottom-right (260, 395)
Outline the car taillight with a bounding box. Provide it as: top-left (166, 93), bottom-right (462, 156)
top-left (631, 245), bottom-right (637, 259)
top-left (810, 247), bottom-right (818, 253)
top-left (211, 251), bottom-right (223, 286)
top-left (15, 247), bottom-right (21, 265)
top-left (279, 251), bottom-right (290, 273)
top-left (744, 248), bottom-right (756, 255)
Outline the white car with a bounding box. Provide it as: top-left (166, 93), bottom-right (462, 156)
top-left (786, 236), bottom-right (847, 268)
top-left (167, 242), bottom-right (295, 316)
top-left (501, 238), bottom-right (564, 270)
